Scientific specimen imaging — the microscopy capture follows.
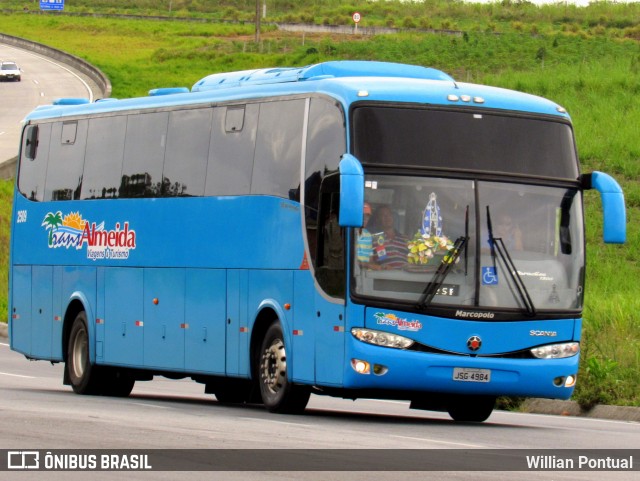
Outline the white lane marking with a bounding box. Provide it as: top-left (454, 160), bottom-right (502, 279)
top-left (0, 371), bottom-right (36, 379)
top-left (128, 402), bottom-right (170, 409)
top-left (390, 434), bottom-right (485, 448)
top-left (238, 417), bottom-right (313, 428)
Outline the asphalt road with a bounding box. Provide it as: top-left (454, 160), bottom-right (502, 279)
top-left (0, 43), bottom-right (94, 164)
top-left (1, 340), bottom-right (638, 481)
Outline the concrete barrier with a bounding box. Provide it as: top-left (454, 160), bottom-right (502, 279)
top-left (0, 157), bottom-right (16, 180)
top-left (0, 32), bottom-right (111, 99)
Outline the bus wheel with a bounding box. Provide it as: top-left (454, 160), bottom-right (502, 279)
top-left (447, 395), bottom-right (495, 423)
top-left (66, 311), bottom-right (101, 395)
top-left (258, 323), bottom-right (310, 414)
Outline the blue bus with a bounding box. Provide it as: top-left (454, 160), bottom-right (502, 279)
top-left (9, 61), bottom-right (626, 422)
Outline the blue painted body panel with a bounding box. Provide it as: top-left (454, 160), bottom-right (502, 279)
top-left (364, 308), bottom-right (576, 355)
top-left (11, 193), bottom-right (307, 377)
top-left (185, 269), bottom-right (226, 374)
top-left (12, 196), bottom-right (305, 269)
top-left (103, 268), bottom-right (144, 366)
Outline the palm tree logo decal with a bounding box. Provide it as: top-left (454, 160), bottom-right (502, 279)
top-left (42, 211), bottom-right (63, 246)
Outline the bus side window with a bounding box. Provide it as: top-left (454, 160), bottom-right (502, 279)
top-left (303, 97), bottom-right (347, 269)
top-left (46, 120), bottom-right (88, 201)
top-left (315, 175), bottom-right (345, 299)
top-left (19, 123), bottom-right (51, 202)
top-left (206, 104), bottom-right (258, 196)
top-left (251, 99), bottom-right (304, 198)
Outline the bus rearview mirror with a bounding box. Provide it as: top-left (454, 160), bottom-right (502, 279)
top-left (583, 171), bottom-right (626, 244)
top-left (338, 154), bottom-right (364, 228)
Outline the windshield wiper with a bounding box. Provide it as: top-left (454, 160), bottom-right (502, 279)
top-left (486, 206), bottom-right (536, 316)
top-left (417, 236), bottom-right (467, 309)
top-left (417, 206), bottom-right (469, 310)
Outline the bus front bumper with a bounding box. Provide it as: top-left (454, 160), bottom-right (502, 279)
top-left (343, 341), bottom-right (579, 400)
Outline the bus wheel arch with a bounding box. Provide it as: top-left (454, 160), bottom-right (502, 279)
top-left (250, 307), bottom-right (277, 379)
top-left (62, 300), bottom-right (87, 376)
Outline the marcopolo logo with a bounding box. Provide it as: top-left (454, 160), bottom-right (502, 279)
top-left (455, 310), bottom-right (495, 319)
top-left (42, 211), bottom-right (137, 261)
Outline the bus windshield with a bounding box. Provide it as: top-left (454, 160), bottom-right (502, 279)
top-left (352, 175), bottom-right (585, 314)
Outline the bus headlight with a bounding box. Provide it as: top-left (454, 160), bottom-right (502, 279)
top-left (531, 342), bottom-right (579, 359)
top-left (351, 328), bottom-right (414, 350)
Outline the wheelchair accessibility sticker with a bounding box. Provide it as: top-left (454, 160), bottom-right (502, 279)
top-left (482, 266), bottom-right (499, 285)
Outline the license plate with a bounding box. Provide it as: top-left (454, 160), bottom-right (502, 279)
top-left (452, 367), bottom-right (491, 382)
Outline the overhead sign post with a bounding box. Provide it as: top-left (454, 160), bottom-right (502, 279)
top-left (40, 0), bottom-right (65, 11)
top-left (352, 12), bottom-right (361, 33)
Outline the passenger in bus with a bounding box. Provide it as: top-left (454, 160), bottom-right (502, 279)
top-left (356, 202), bottom-right (375, 266)
top-left (370, 205), bottom-right (409, 269)
top-left (495, 214), bottom-right (523, 250)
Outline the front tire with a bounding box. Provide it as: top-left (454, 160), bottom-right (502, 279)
top-left (447, 395), bottom-right (495, 423)
top-left (258, 323), bottom-right (310, 414)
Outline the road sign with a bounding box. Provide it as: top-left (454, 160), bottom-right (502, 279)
top-left (40, 0), bottom-right (64, 11)
top-left (352, 12), bottom-right (361, 24)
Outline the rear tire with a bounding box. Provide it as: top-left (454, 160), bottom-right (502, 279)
top-left (66, 311), bottom-right (101, 395)
top-left (67, 311), bottom-right (135, 397)
top-left (258, 323), bottom-right (310, 414)
top-left (447, 395), bottom-right (495, 423)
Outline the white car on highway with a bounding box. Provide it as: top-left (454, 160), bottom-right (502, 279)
top-left (0, 61), bottom-right (21, 81)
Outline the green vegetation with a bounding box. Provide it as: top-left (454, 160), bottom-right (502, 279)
top-left (3, 0), bottom-right (640, 38)
top-left (0, 0), bottom-right (638, 407)
top-left (0, 180), bottom-right (11, 327)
